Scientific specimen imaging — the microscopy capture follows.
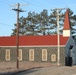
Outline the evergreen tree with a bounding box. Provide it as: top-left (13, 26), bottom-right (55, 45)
top-left (11, 8), bottom-right (76, 36)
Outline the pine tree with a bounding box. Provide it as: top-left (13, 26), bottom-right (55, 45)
top-left (11, 8), bottom-right (76, 36)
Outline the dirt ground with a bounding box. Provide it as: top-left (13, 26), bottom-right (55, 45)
top-left (0, 62), bottom-right (53, 73)
top-left (0, 62), bottom-right (76, 75)
top-left (23, 66), bottom-right (76, 75)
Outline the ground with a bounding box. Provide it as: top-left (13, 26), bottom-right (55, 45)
top-left (14, 66), bottom-right (76, 75)
top-left (0, 62), bottom-right (53, 73)
top-left (0, 62), bottom-right (76, 75)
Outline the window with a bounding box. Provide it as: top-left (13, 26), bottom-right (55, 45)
top-left (42, 49), bottom-right (47, 61)
top-left (51, 54), bottom-right (56, 62)
top-left (19, 49), bottom-right (22, 61)
top-left (5, 49), bottom-right (10, 61)
top-left (29, 49), bottom-right (34, 61)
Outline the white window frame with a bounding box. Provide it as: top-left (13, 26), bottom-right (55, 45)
top-left (5, 49), bottom-right (10, 61)
top-left (19, 49), bottom-right (22, 61)
top-left (42, 49), bottom-right (47, 61)
top-left (29, 49), bottom-right (34, 61)
top-left (51, 54), bottom-right (56, 62)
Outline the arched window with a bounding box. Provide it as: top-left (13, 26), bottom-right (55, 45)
top-left (51, 54), bottom-right (56, 62)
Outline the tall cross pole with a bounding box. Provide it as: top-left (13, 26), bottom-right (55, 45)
top-left (51, 8), bottom-right (65, 66)
top-left (12, 3), bottom-right (26, 69)
top-left (56, 8), bottom-right (65, 66)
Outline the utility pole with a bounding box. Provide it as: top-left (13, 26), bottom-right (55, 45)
top-left (12, 3), bottom-right (26, 69)
top-left (51, 8), bottom-right (65, 66)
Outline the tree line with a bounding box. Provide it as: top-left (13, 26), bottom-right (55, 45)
top-left (11, 8), bottom-right (76, 36)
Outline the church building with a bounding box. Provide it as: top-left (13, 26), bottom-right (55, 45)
top-left (0, 9), bottom-right (72, 66)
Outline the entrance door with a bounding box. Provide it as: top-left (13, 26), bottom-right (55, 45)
top-left (70, 49), bottom-right (76, 65)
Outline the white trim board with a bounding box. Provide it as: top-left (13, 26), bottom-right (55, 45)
top-left (0, 45), bottom-right (65, 47)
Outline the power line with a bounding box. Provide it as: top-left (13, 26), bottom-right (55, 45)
top-left (6, 0), bottom-right (16, 4)
top-left (0, 0), bottom-right (16, 5)
top-left (22, 0), bottom-right (43, 8)
top-left (22, 0), bottom-right (29, 4)
top-left (0, 23), bottom-right (13, 27)
top-left (0, 0), bottom-right (11, 5)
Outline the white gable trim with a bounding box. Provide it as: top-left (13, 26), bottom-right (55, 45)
top-left (0, 45), bottom-right (65, 47)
